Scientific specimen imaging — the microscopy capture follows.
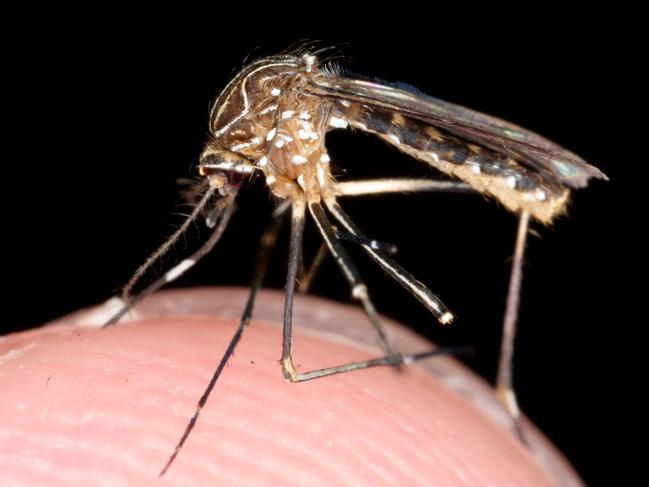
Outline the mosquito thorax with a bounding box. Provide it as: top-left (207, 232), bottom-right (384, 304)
top-left (205, 53), bottom-right (336, 202)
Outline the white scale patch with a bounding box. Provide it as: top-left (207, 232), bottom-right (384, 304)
top-left (270, 88), bottom-right (281, 96)
top-left (230, 137), bottom-right (260, 152)
top-left (216, 162), bottom-right (233, 170)
top-left (440, 312), bottom-right (454, 325)
top-left (165, 259), bottom-right (196, 282)
top-left (303, 54), bottom-right (315, 72)
top-left (317, 165), bottom-right (326, 185)
top-left (236, 165), bottom-right (254, 174)
top-left (281, 110), bottom-right (295, 119)
top-left (258, 155), bottom-right (268, 167)
top-left (260, 105), bottom-right (277, 115)
top-left (329, 116), bottom-right (348, 129)
top-left (297, 174), bottom-right (306, 189)
top-left (204, 162), bottom-right (252, 175)
top-left (320, 154), bottom-right (330, 163)
top-left (298, 129), bottom-right (318, 140)
top-left (266, 128), bottom-right (277, 141)
top-left (292, 155), bottom-right (307, 165)
top-left (352, 284), bottom-right (367, 299)
top-left (205, 162), bottom-right (255, 174)
top-left (506, 175), bottom-right (517, 189)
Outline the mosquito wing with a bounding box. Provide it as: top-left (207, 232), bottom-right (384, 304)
top-left (306, 76), bottom-right (607, 189)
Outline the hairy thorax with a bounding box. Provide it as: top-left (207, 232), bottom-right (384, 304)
top-left (200, 55), bottom-right (334, 202)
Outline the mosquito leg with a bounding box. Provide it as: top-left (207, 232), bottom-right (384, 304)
top-left (282, 199), bottom-right (464, 382)
top-left (296, 178), bottom-right (472, 292)
top-left (159, 200), bottom-right (290, 476)
top-left (288, 345), bottom-right (470, 382)
top-left (298, 242), bottom-right (328, 294)
top-left (324, 197), bottom-right (453, 325)
top-left (336, 231), bottom-right (399, 255)
top-left (307, 201), bottom-right (399, 357)
top-left (335, 178), bottom-right (474, 197)
top-left (121, 185), bottom-right (217, 302)
top-left (102, 193), bottom-right (236, 328)
top-left (496, 210), bottom-right (531, 442)
top-left (281, 198), bottom-right (307, 380)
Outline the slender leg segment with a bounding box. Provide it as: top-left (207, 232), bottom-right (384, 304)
top-left (281, 198), bottom-right (467, 384)
top-left (308, 201), bottom-right (398, 357)
top-left (298, 242), bottom-right (328, 294)
top-left (298, 178), bottom-right (474, 294)
top-left (496, 211), bottom-right (531, 434)
top-left (335, 178), bottom-right (474, 197)
top-left (159, 200), bottom-right (290, 476)
top-left (324, 197), bottom-right (454, 325)
top-left (281, 199), bottom-right (307, 380)
top-left (286, 346), bottom-right (468, 382)
top-left (335, 180), bottom-right (532, 440)
top-left (103, 192), bottom-right (236, 328)
top-left (298, 233), bottom-right (397, 294)
top-left (158, 179), bottom-right (481, 472)
top-left (335, 231), bottom-right (399, 255)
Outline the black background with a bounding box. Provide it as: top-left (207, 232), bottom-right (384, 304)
top-left (2, 7), bottom-right (641, 485)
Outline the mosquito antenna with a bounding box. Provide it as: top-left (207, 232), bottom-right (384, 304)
top-left (159, 200), bottom-right (290, 476)
top-left (102, 191), bottom-right (236, 328)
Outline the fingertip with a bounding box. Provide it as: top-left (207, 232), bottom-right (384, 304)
top-left (0, 288), bottom-right (582, 486)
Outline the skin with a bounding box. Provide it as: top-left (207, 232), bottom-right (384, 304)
top-left (0, 288), bottom-right (583, 486)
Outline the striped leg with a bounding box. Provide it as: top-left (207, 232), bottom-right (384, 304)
top-left (308, 201), bottom-right (398, 357)
top-left (281, 199), bottom-right (468, 383)
top-left (324, 197), bottom-right (453, 325)
top-left (298, 178), bottom-right (473, 294)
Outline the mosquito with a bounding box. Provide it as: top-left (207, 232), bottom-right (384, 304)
top-left (102, 47), bottom-right (607, 475)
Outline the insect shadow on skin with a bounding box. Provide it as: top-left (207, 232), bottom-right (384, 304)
top-left (100, 44), bottom-right (607, 475)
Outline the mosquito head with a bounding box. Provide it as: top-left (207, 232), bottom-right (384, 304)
top-left (198, 144), bottom-right (254, 195)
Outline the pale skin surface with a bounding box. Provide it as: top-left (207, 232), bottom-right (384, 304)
top-left (0, 288), bottom-right (583, 486)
